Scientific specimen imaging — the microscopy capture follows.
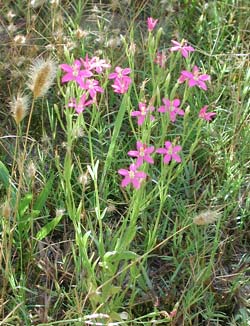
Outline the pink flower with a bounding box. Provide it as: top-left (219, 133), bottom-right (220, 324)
top-left (199, 105), bottom-right (216, 121)
top-left (60, 60), bottom-right (93, 84)
top-left (111, 77), bottom-right (132, 94)
top-left (128, 141), bottom-right (155, 167)
top-left (109, 67), bottom-right (131, 80)
top-left (170, 40), bottom-right (195, 58)
top-left (92, 57), bottom-right (111, 74)
top-left (68, 94), bottom-right (93, 114)
top-left (178, 65), bottom-right (210, 91)
top-left (118, 164), bottom-right (147, 189)
top-left (60, 59), bottom-right (82, 83)
top-left (81, 55), bottom-right (110, 74)
top-left (156, 141), bottom-right (182, 164)
top-left (80, 54), bottom-right (94, 70)
top-left (154, 51), bottom-right (167, 68)
top-left (109, 67), bottom-right (132, 94)
top-left (158, 98), bottom-right (185, 122)
top-left (147, 17), bottom-right (158, 32)
top-left (131, 102), bottom-right (155, 126)
top-left (81, 79), bottom-right (104, 99)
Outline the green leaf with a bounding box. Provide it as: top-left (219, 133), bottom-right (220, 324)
top-left (33, 173), bottom-right (54, 211)
top-left (104, 250), bottom-right (138, 263)
top-left (36, 214), bottom-right (63, 240)
top-left (0, 160), bottom-right (10, 187)
top-left (18, 193), bottom-right (33, 217)
top-left (0, 160), bottom-right (16, 206)
top-left (100, 94), bottom-right (129, 188)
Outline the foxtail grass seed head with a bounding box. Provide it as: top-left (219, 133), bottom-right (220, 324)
top-left (27, 161), bottom-right (36, 178)
top-left (2, 202), bottom-right (11, 218)
top-left (193, 210), bottom-right (220, 226)
top-left (10, 94), bottom-right (30, 124)
top-left (75, 28), bottom-right (88, 39)
top-left (78, 172), bottom-right (89, 187)
top-left (27, 58), bottom-right (57, 99)
top-left (107, 203), bottom-right (116, 213)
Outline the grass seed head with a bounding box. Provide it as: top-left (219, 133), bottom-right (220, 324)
top-left (78, 172), bottom-right (89, 187)
top-left (10, 93), bottom-right (30, 125)
top-left (27, 58), bottom-right (57, 99)
top-left (1, 202), bottom-right (11, 219)
top-left (27, 161), bottom-right (36, 178)
top-left (193, 210), bottom-right (220, 226)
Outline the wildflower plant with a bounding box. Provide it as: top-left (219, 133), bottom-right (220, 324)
top-left (4, 2), bottom-right (242, 324)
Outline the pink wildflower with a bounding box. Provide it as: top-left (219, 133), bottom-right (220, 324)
top-left (80, 54), bottom-right (94, 70)
top-left (128, 141), bottom-right (154, 167)
top-left (147, 17), bottom-right (158, 32)
top-left (60, 60), bottom-right (93, 84)
top-left (118, 164), bottom-right (147, 189)
top-left (158, 98), bottom-right (185, 122)
top-left (131, 102), bottom-right (155, 126)
top-left (109, 67), bottom-right (131, 80)
top-left (109, 67), bottom-right (132, 93)
top-left (68, 94), bottom-right (93, 114)
top-left (81, 79), bottom-right (104, 99)
top-left (154, 51), bottom-right (167, 68)
top-left (60, 59), bottom-right (82, 83)
top-left (91, 57), bottom-right (111, 74)
top-left (170, 40), bottom-right (195, 58)
top-left (81, 55), bottom-right (110, 74)
top-left (199, 105), bottom-right (216, 121)
top-left (178, 65), bottom-right (210, 91)
top-left (156, 141), bottom-right (182, 164)
top-left (111, 77), bottom-right (131, 94)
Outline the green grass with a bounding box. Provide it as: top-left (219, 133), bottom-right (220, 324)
top-left (0, 0), bottom-right (250, 325)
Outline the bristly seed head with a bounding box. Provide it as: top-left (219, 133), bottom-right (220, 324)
top-left (27, 161), bottom-right (36, 178)
top-left (193, 210), bottom-right (220, 226)
top-left (10, 93), bottom-right (30, 125)
top-left (2, 202), bottom-right (11, 219)
top-left (27, 58), bottom-right (57, 99)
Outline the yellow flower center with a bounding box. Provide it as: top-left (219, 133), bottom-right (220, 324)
top-left (72, 64), bottom-right (79, 77)
top-left (139, 146), bottom-right (145, 156)
top-left (141, 106), bottom-right (147, 115)
top-left (129, 171), bottom-right (135, 179)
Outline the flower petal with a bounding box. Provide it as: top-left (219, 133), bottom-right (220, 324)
top-left (164, 141), bottom-right (172, 149)
top-left (128, 150), bottom-right (139, 157)
top-left (163, 154), bottom-right (171, 164)
top-left (132, 178), bottom-right (140, 189)
top-left (121, 177), bottom-right (131, 188)
top-left (172, 153), bottom-right (181, 163)
top-left (173, 99), bottom-right (180, 107)
top-left (118, 169), bottom-right (129, 176)
top-left (156, 148), bottom-right (167, 154)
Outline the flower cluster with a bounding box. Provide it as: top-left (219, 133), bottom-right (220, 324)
top-left (60, 55), bottom-right (108, 112)
top-left (60, 55), bottom-right (132, 113)
top-left (119, 139), bottom-right (182, 189)
top-left (131, 97), bottom-right (185, 126)
top-left (108, 67), bottom-right (132, 94)
top-left (118, 17), bottom-right (217, 190)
